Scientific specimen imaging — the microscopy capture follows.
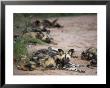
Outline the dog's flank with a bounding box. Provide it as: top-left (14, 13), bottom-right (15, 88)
top-left (31, 47), bottom-right (58, 69)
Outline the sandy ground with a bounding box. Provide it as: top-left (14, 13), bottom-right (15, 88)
top-left (14, 15), bottom-right (97, 75)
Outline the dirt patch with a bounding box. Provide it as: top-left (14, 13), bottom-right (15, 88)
top-left (14, 15), bottom-right (97, 75)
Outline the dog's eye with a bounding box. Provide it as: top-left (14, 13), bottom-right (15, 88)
top-left (66, 57), bottom-right (69, 60)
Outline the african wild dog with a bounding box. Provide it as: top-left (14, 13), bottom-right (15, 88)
top-left (22, 32), bottom-right (53, 43)
top-left (53, 48), bottom-right (85, 72)
top-left (31, 19), bottom-right (50, 34)
top-left (32, 19), bottom-right (63, 31)
top-left (55, 49), bottom-right (74, 69)
top-left (16, 47), bottom-right (84, 72)
top-left (81, 47), bottom-right (97, 68)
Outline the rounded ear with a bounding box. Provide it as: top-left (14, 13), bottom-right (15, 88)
top-left (58, 49), bottom-right (64, 52)
top-left (58, 49), bottom-right (64, 55)
top-left (69, 49), bottom-right (74, 53)
top-left (68, 49), bottom-right (74, 56)
top-left (52, 18), bottom-right (58, 25)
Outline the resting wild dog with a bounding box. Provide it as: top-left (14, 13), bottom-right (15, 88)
top-left (16, 47), bottom-right (84, 72)
top-left (32, 47), bottom-right (80, 70)
top-left (22, 32), bottom-right (53, 43)
top-left (81, 47), bottom-right (97, 68)
top-left (31, 19), bottom-right (63, 33)
top-left (31, 19), bottom-right (50, 34)
top-left (55, 49), bottom-right (74, 69)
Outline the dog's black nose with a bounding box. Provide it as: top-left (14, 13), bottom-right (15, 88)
top-left (65, 57), bottom-right (70, 63)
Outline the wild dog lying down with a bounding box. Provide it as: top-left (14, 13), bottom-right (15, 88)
top-left (21, 20), bottom-right (50, 35)
top-left (31, 47), bottom-right (84, 72)
top-left (32, 19), bottom-right (63, 29)
top-left (15, 47), bottom-right (85, 72)
top-left (15, 47), bottom-right (57, 71)
top-left (22, 32), bottom-right (53, 43)
top-left (55, 49), bottom-right (85, 73)
top-left (55, 49), bottom-right (74, 69)
top-left (81, 47), bottom-right (97, 68)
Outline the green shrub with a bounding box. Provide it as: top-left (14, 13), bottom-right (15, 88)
top-left (14, 35), bottom-right (47, 60)
top-left (14, 37), bottom-right (28, 60)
